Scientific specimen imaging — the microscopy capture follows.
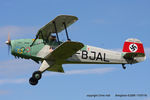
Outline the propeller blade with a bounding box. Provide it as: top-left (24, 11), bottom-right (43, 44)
top-left (5, 33), bottom-right (11, 45)
top-left (6, 33), bottom-right (11, 55)
top-left (8, 32), bottom-right (10, 41)
top-left (8, 45), bottom-right (10, 55)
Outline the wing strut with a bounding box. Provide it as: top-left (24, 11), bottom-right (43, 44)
top-left (63, 22), bottom-right (71, 41)
top-left (30, 31), bottom-right (45, 47)
top-left (53, 21), bottom-right (60, 45)
top-left (46, 32), bottom-right (51, 43)
top-left (30, 34), bottom-right (39, 47)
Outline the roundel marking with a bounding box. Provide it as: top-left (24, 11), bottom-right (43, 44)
top-left (129, 43), bottom-right (138, 52)
top-left (25, 47), bottom-right (31, 52)
top-left (17, 49), bottom-right (23, 54)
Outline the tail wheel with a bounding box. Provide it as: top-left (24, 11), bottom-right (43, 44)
top-left (29, 77), bottom-right (38, 85)
top-left (32, 71), bottom-right (42, 80)
top-left (122, 64), bottom-right (126, 69)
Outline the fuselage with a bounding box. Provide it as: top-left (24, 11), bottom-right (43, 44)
top-left (66, 45), bottom-right (127, 64)
top-left (10, 39), bottom-right (128, 64)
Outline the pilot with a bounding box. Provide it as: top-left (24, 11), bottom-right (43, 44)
top-left (49, 35), bottom-right (57, 50)
top-left (49, 35), bottom-right (56, 42)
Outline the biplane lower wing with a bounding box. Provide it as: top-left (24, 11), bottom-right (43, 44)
top-left (38, 41), bottom-right (84, 73)
top-left (47, 64), bottom-right (64, 73)
top-left (44, 41), bottom-right (84, 62)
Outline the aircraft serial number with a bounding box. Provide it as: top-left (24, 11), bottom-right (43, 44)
top-left (79, 50), bottom-right (109, 62)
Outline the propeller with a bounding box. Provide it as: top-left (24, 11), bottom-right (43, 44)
top-left (5, 33), bottom-right (11, 55)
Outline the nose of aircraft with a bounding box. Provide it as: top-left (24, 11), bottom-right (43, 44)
top-left (5, 40), bottom-right (11, 45)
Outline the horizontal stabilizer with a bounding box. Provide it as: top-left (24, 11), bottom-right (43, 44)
top-left (123, 52), bottom-right (145, 59)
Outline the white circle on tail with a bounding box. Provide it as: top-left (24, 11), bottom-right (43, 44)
top-left (129, 43), bottom-right (138, 52)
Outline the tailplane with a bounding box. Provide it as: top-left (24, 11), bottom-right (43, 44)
top-left (122, 38), bottom-right (146, 64)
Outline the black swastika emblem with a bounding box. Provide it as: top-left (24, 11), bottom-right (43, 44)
top-left (129, 44), bottom-right (138, 52)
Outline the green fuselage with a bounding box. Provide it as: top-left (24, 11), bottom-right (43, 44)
top-left (11, 39), bottom-right (60, 63)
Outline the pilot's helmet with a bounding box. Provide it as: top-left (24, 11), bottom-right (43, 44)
top-left (50, 35), bottom-right (56, 41)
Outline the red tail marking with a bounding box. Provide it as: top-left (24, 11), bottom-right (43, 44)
top-left (123, 42), bottom-right (144, 53)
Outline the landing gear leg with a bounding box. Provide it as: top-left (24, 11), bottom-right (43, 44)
top-left (29, 60), bottom-right (52, 86)
top-left (122, 64), bottom-right (126, 70)
top-left (29, 71), bottom-right (42, 86)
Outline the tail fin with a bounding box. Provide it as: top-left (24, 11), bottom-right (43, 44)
top-left (122, 38), bottom-right (146, 63)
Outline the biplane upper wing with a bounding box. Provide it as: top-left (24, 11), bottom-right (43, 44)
top-left (44, 41), bottom-right (84, 62)
top-left (37, 15), bottom-right (78, 40)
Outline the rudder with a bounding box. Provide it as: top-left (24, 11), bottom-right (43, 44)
top-left (122, 38), bottom-right (146, 63)
top-left (123, 38), bottom-right (144, 54)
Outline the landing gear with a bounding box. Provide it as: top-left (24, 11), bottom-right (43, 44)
top-left (29, 77), bottom-right (38, 85)
top-left (29, 71), bottom-right (42, 85)
top-left (32, 71), bottom-right (42, 80)
top-left (122, 64), bottom-right (126, 69)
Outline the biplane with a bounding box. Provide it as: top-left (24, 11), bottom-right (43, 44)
top-left (5, 15), bottom-right (146, 85)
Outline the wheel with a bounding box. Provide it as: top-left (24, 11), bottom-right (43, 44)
top-left (29, 77), bottom-right (38, 85)
top-left (122, 64), bottom-right (126, 70)
top-left (32, 71), bottom-right (42, 80)
top-left (123, 66), bottom-right (126, 69)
